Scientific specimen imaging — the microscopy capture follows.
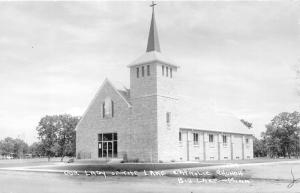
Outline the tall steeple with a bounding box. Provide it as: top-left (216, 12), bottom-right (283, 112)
top-left (146, 1), bottom-right (161, 52)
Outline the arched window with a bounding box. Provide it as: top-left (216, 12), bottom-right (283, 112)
top-left (102, 97), bottom-right (114, 118)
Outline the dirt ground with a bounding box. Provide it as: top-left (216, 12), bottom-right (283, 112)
top-left (0, 158), bottom-right (300, 193)
top-left (0, 170), bottom-right (299, 193)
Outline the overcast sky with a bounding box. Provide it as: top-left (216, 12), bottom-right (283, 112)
top-left (0, 1), bottom-right (300, 144)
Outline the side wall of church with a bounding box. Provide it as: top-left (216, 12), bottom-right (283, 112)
top-left (204, 132), bottom-right (219, 160)
top-left (178, 130), bottom-right (254, 161)
top-left (76, 81), bottom-right (130, 160)
top-left (218, 133), bottom-right (232, 160)
top-left (232, 134), bottom-right (243, 160)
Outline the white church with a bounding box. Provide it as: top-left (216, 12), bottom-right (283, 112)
top-left (76, 4), bottom-right (254, 162)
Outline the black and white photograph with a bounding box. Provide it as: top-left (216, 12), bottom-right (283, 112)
top-left (0, 1), bottom-right (300, 192)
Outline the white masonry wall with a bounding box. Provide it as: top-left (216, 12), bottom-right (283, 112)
top-left (178, 129), bottom-right (253, 161)
top-left (219, 133), bottom-right (232, 160)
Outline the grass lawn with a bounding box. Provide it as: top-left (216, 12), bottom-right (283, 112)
top-left (1, 157), bottom-right (300, 174)
top-left (16, 157), bottom-right (299, 174)
top-left (28, 162), bottom-right (217, 172)
top-left (0, 157), bottom-right (63, 168)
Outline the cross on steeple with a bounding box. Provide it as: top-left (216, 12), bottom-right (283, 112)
top-left (150, 1), bottom-right (157, 10)
top-left (146, 1), bottom-right (161, 52)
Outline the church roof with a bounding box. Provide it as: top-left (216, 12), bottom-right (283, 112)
top-left (109, 80), bottom-right (130, 104)
top-left (178, 98), bottom-right (254, 135)
top-left (109, 79), bottom-right (131, 106)
top-left (128, 50), bottom-right (179, 67)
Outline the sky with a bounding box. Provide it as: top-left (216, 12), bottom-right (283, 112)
top-left (0, 1), bottom-right (299, 144)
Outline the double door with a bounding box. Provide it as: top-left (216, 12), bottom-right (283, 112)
top-left (98, 141), bottom-right (113, 158)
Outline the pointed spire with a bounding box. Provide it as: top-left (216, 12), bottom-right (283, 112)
top-left (146, 1), bottom-right (161, 52)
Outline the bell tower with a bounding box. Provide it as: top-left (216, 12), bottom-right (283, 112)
top-left (128, 2), bottom-right (180, 162)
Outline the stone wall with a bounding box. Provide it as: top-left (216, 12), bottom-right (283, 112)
top-left (76, 80), bottom-right (130, 160)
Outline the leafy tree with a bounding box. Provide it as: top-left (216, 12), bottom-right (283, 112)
top-left (36, 115), bottom-right (60, 161)
top-left (264, 111), bottom-right (300, 158)
top-left (29, 142), bottom-right (45, 157)
top-left (0, 137), bottom-right (15, 156)
top-left (253, 136), bottom-right (267, 157)
top-left (56, 115), bottom-right (79, 161)
top-left (14, 138), bottom-right (29, 158)
top-left (36, 114), bottom-right (80, 161)
top-left (0, 137), bottom-right (29, 158)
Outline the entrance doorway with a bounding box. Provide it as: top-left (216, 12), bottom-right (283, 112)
top-left (98, 133), bottom-right (117, 159)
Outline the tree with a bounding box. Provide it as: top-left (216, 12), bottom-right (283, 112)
top-left (56, 115), bottom-right (79, 161)
top-left (36, 114), bottom-right (80, 161)
top-left (0, 137), bottom-right (15, 156)
top-left (14, 138), bottom-right (29, 158)
top-left (0, 137), bottom-right (29, 158)
top-left (36, 115), bottom-right (60, 161)
top-left (253, 136), bottom-right (267, 157)
top-left (240, 119), bottom-right (253, 129)
top-left (264, 111), bottom-right (300, 158)
top-left (29, 142), bottom-right (45, 157)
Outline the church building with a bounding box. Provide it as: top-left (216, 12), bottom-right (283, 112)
top-left (76, 4), bottom-right (254, 162)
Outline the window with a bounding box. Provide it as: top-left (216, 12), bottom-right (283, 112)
top-left (179, 132), bottom-right (182, 141)
top-left (136, 67), bottom-right (139, 78)
top-left (246, 138), bottom-right (249, 143)
top-left (142, 66), bottom-right (144, 77)
top-left (193, 133), bottom-right (199, 145)
top-left (103, 133), bottom-right (113, 141)
top-left (111, 101), bottom-right (114, 117)
top-left (222, 135), bottom-right (227, 144)
top-left (162, 65), bottom-right (164, 76)
top-left (102, 97), bottom-right (114, 118)
top-left (209, 134), bottom-right (214, 143)
top-left (166, 66), bottom-right (169, 77)
top-left (166, 112), bottom-right (171, 125)
top-left (102, 103), bottom-right (105, 118)
top-left (147, 65), bottom-right (150, 76)
top-left (170, 68), bottom-right (172, 78)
